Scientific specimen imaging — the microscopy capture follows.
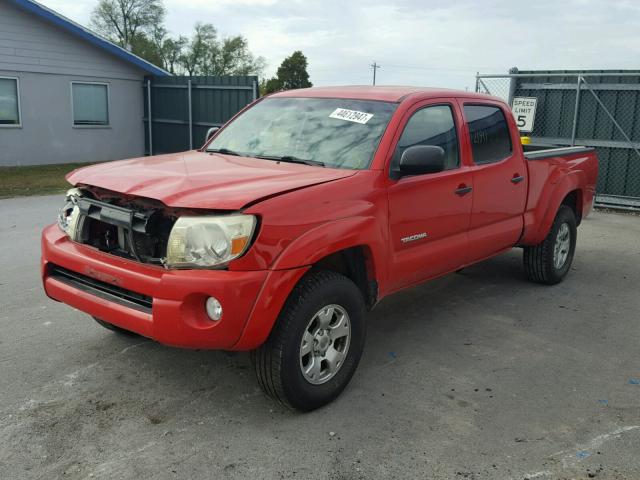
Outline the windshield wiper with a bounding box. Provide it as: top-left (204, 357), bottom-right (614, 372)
top-left (256, 154), bottom-right (325, 167)
top-left (207, 147), bottom-right (242, 156)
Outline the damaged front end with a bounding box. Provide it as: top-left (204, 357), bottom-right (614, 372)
top-left (57, 186), bottom-right (258, 269)
top-left (58, 187), bottom-right (180, 266)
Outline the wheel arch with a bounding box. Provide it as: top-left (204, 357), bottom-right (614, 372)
top-left (311, 246), bottom-right (378, 309)
top-left (233, 217), bottom-right (386, 351)
top-left (269, 216), bottom-right (386, 299)
top-left (521, 171), bottom-right (586, 245)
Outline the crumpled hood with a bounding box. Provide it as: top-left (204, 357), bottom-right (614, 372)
top-left (67, 151), bottom-right (357, 210)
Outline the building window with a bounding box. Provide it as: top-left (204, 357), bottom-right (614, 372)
top-left (72, 82), bottom-right (109, 126)
top-left (0, 77), bottom-right (21, 126)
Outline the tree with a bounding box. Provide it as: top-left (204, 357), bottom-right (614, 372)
top-left (214, 36), bottom-right (266, 76)
top-left (277, 51), bottom-right (312, 90)
top-left (260, 77), bottom-right (282, 95)
top-left (160, 36), bottom-right (188, 74)
top-left (128, 32), bottom-right (162, 67)
top-left (178, 23), bottom-right (265, 77)
top-left (179, 23), bottom-right (217, 76)
top-left (90, 1), bottom-right (264, 76)
top-left (90, 0), bottom-right (165, 51)
top-left (261, 51), bottom-right (312, 95)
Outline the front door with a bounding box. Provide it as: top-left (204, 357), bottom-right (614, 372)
top-left (387, 100), bottom-right (473, 292)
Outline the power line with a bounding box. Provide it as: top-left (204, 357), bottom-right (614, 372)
top-left (383, 63), bottom-right (495, 72)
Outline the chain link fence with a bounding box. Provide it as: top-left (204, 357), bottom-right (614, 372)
top-left (476, 70), bottom-right (640, 211)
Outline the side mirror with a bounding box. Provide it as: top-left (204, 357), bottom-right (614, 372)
top-left (205, 126), bottom-right (219, 143)
top-left (398, 145), bottom-right (446, 176)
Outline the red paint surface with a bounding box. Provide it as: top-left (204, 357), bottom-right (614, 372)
top-left (66, 152), bottom-right (356, 210)
top-left (42, 87), bottom-right (598, 350)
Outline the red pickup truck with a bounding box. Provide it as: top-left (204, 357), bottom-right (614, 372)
top-left (42, 86), bottom-right (598, 411)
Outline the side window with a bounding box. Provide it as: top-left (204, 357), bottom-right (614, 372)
top-left (392, 105), bottom-right (459, 172)
top-left (463, 105), bottom-right (512, 164)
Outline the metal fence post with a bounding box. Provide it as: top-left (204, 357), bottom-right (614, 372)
top-left (146, 78), bottom-right (153, 156)
top-left (475, 72), bottom-right (479, 93)
top-left (187, 79), bottom-right (193, 150)
top-left (570, 76), bottom-right (582, 146)
top-left (252, 80), bottom-right (258, 101)
top-left (507, 67), bottom-right (518, 106)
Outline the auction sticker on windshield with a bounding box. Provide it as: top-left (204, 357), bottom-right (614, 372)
top-left (329, 108), bottom-right (374, 124)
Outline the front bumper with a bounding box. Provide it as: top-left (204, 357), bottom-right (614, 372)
top-left (41, 225), bottom-right (306, 350)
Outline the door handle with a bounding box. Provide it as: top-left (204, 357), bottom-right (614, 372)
top-left (511, 175), bottom-right (525, 184)
top-left (455, 185), bottom-right (473, 196)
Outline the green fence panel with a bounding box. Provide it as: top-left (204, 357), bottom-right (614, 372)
top-left (513, 70), bottom-right (640, 200)
top-left (143, 75), bottom-right (258, 155)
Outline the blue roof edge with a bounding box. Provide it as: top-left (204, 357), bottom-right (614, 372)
top-left (8, 0), bottom-right (170, 76)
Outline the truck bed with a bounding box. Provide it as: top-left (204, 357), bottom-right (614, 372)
top-left (524, 145), bottom-right (595, 160)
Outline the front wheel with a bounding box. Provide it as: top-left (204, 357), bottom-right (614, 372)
top-left (251, 270), bottom-right (366, 411)
top-left (523, 205), bottom-right (577, 285)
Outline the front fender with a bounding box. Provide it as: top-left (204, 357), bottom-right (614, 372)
top-left (231, 217), bottom-right (387, 350)
top-left (269, 216), bottom-right (387, 279)
top-left (232, 265), bottom-right (309, 350)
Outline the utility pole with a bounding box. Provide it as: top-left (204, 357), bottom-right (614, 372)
top-left (371, 62), bottom-right (381, 86)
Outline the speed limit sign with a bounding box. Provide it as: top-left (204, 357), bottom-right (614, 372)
top-left (512, 97), bottom-right (537, 133)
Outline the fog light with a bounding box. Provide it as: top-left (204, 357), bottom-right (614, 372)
top-left (205, 297), bottom-right (222, 321)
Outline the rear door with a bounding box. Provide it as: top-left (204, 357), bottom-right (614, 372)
top-left (459, 102), bottom-right (528, 262)
top-left (386, 99), bottom-right (473, 291)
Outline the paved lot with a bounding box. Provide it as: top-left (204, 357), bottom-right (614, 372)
top-left (1, 194), bottom-right (639, 480)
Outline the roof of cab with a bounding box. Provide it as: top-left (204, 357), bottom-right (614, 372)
top-left (270, 85), bottom-right (500, 103)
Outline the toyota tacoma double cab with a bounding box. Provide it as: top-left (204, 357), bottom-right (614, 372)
top-left (42, 86), bottom-right (599, 411)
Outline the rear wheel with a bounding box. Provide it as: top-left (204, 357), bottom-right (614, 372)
top-left (523, 205), bottom-right (577, 285)
top-left (251, 270), bottom-right (366, 411)
top-left (93, 317), bottom-right (139, 336)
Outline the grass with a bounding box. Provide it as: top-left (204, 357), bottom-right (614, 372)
top-left (0, 163), bottom-right (94, 199)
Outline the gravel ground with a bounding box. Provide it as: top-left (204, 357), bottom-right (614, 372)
top-left (1, 195), bottom-right (639, 480)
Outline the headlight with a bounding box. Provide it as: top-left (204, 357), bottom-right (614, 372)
top-left (166, 214), bottom-right (256, 268)
top-left (57, 188), bottom-right (83, 237)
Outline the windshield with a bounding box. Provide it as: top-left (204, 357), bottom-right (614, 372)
top-left (206, 97), bottom-right (397, 170)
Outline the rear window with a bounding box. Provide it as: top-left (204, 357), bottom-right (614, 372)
top-left (464, 105), bottom-right (512, 164)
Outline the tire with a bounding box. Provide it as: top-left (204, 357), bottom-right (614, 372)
top-left (93, 317), bottom-right (139, 336)
top-left (250, 270), bottom-right (366, 411)
top-left (523, 205), bottom-right (577, 285)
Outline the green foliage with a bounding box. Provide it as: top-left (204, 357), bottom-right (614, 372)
top-left (158, 35), bottom-right (188, 75)
top-left (217, 36), bottom-right (267, 76)
top-left (261, 51), bottom-right (312, 95)
top-left (90, 0), bottom-right (264, 76)
top-left (178, 22), bottom-right (217, 76)
top-left (277, 51), bottom-right (312, 90)
top-left (260, 77), bottom-right (282, 95)
top-left (178, 23), bottom-right (265, 76)
top-left (129, 32), bottom-right (163, 67)
top-left (90, 0), bottom-right (165, 50)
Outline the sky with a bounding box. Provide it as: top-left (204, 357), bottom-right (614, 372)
top-left (39, 0), bottom-right (640, 90)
